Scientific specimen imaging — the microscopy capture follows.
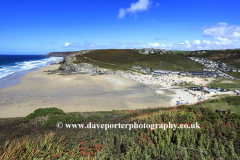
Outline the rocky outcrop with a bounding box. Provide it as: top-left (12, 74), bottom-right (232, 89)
top-left (47, 50), bottom-right (121, 75)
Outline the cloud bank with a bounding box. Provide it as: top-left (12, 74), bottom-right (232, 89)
top-left (203, 22), bottom-right (240, 38)
top-left (148, 22), bottom-right (240, 50)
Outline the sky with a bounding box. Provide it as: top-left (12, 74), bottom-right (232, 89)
top-left (0, 0), bottom-right (240, 55)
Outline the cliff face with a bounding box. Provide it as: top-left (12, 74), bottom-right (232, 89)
top-left (53, 50), bottom-right (120, 75)
top-left (46, 51), bottom-right (79, 57)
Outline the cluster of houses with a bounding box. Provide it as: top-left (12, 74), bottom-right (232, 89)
top-left (188, 57), bottom-right (240, 72)
top-left (133, 48), bottom-right (169, 54)
top-left (132, 65), bottom-right (236, 79)
top-left (187, 86), bottom-right (230, 94)
top-left (191, 48), bottom-right (240, 55)
top-left (152, 69), bottom-right (236, 79)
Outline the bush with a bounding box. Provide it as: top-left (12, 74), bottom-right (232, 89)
top-left (25, 107), bottom-right (66, 121)
top-left (210, 99), bottom-right (219, 103)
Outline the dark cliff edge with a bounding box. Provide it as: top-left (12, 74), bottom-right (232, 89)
top-left (46, 51), bottom-right (79, 57)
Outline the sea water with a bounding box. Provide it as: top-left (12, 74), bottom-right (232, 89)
top-left (0, 55), bottom-right (63, 89)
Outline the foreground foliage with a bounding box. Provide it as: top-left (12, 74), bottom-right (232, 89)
top-left (0, 98), bottom-right (240, 159)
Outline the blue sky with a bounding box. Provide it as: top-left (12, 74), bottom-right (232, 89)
top-left (0, 0), bottom-right (240, 54)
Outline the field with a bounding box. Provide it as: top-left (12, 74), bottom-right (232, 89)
top-left (208, 78), bottom-right (240, 90)
top-left (0, 96), bottom-right (240, 159)
top-left (171, 51), bottom-right (187, 54)
top-left (73, 49), bottom-right (203, 72)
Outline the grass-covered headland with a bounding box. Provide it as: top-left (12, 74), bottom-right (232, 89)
top-left (73, 49), bottom-right (203, 72)
top-left (0, 96), bottom-right (240, 159)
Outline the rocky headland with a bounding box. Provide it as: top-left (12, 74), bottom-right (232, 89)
top-left (47, 50), bottom-right (122, 76)
top-left (46, 51), bottom-right (79, 57)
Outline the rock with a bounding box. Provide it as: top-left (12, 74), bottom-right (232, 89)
top-left (54, 50), bottom-right (117, 75)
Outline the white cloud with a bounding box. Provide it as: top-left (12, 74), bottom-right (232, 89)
top-left (203, 22), bottom-right (240, 38)
top-left (147, 22), bottom-right (240, 50)
top-left (148, 43), bottom-right (161, 47)
top-left (118, 8), bottom-right (126, 19)
top-left (192, 40), bottom-right (201, 45)
top-left (203, 40), bottom-right (211, 45)
top-left (148, 37), bottom-right (240, 50)
top-left (214, 37), bottom-right (232, 45)
top-left (64, 43), bottom-right (71, 47)
top-left (118, 0), bottom-right (152, 19)
top-left (156, 3), bottom-right (160, 7)
top-left (186, 44), bottom-right (191, 48)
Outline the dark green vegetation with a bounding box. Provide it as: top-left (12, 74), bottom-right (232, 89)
top-left (171, 50), bottom-right (187, 54)
top-left (189, 50), bottom-right (240, 67)
top-left (73, 49), bottom-right (203, 71)
top-left (1, 96), bottom-right (240, 159)
top-left (227, 72), bottom-right (240, 79)
top-left (188, 49), bottom-right (240, 78)
top-left (46, 51), bottom-right (78, 57)
top-left (25, 107), bottom-right (67, 121)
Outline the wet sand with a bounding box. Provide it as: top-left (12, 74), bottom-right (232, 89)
top-left (0, 64), bottom-right (171, 118)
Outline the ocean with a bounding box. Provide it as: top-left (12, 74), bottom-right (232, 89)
top-left (0, 55), bottom-right (63, 89)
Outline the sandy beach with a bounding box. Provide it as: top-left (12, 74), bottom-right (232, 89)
top-left (0, 63), bottom-right (235, 118)
top-left (0, 63), bottom-right (172, 118)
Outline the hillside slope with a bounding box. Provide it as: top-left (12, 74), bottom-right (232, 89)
top-left (46, 51), bottom-right (79, 57)
top-left (73, 49), bottom-right (203, 71)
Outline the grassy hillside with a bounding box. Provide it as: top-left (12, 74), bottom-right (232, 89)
top-left (188, 49), bottom-right (240, 78)
top-left (171, 50), bottom-right (187, 54)
top-left (188, 50), bottom-right (240, 68)
top-left (208, 79), bottom-right (240, 90)
top-left (189, 49), bottom-right (240, 67)
top-left (73, 49), bottom-right (203, 71)
top-left (0, 97), bottom-right (240, 159)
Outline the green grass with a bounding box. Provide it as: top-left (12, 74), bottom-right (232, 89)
top-left (226, 72), bottom-right (240, 79)
top-left (171, 50), bottom-right (187, 54)
top-left (211, 94), bottom-right (231, 98)
top-left (196, 96), bottom-right (240, 113)
top-left (208, 78), bottom-right (240, 90)
top-left (73, 49), bottom-right (204, 72)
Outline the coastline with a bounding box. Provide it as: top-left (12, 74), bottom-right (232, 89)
top-left (0, 57), bottom-right (63, 90)
top-left (1, 62), bottom-right (235, 119)
top-left (0, 63), bottom-right (171, 118)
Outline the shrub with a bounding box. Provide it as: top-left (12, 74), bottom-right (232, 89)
top-left (210, 99), bottom-right (219, 103)
top-left (25, 107), bottom-right (66, 121)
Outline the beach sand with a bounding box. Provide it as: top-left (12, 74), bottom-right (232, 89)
top-left (0, 64), bottom-right (171, 118)
top-left (1, 63), bottom-right (235, 118)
